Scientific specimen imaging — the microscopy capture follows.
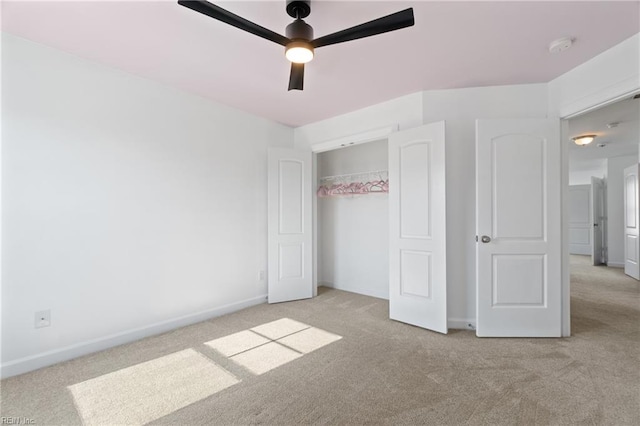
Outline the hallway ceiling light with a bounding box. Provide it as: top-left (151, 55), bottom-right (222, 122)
top-left (572, 134), bottom-right (596, 146)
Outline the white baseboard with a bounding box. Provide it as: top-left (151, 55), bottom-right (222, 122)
top-left (319, 281), bottom-right (389, 300)
top-left (1, 294), bottom-right (267, 379)
top-left (607, 262), bottom-right (624, 268)
top-left (448, 318), bottom-right (476, 330)
top-left (569, 247), bottom-right (591, 256)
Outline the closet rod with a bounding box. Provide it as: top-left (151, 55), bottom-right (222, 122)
top-left (320, 170), bottom-right (388, 180)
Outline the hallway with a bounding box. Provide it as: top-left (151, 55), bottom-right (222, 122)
top-left (570, 254), bottom-right (640, 336)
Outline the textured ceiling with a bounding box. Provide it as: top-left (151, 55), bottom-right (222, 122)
top-left (2, 1), bottom-right (639, 127)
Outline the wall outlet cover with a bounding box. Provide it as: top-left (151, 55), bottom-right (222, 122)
top-left (35, 309), bottom-right (51, 328)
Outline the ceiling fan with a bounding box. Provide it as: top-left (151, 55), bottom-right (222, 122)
top-left (177, 0), bottom-right (415, 91)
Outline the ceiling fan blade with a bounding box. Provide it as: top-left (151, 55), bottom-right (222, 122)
top-left (311, 8), bottom-right (414, 49)
top-left (288, 63), bottom-right (305, 91)
top-left (178, 0), bottom-right (290, 46)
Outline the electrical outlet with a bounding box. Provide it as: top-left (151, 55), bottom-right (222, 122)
top-left (259, 270), bottom-right (266, 280)
top-left (35, 309), bottom-right (51, 328)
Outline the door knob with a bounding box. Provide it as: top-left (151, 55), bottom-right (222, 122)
top-left (481, 235), bottom-right (491, 243)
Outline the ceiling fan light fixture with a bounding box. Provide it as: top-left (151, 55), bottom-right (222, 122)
top-left (572, 134), bottom-right (596, 146)
top-left (178, 1), bottom-right (415, 90)
top-left (285, 41), bottom-right (314, 63)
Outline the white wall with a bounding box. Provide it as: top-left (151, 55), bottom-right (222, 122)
top-left (422, 84), bottom-right (549, 327)
top-left (605, 155), bottom-right (638, 267)
top-left (1, 35), bottom-right (293, 377)
top-left (317, 140), bottom-right (389, 299)
top-left (569, 161), bottom-right (606, 185)
top-left (294, 92), bottom-right (423, 150)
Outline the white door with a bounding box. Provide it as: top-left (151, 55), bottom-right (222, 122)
top-left (568, 185), bottom-right (592, 255)
top-left (389, 121), bottom-right (447, 334)
top-left (476, 118), bottom-right (561, 337)
top-left (623, 164), bottom-right (640, 280)
top-left (591, 177), bottom-right (605, 265)
top-left (267, 148), bottom-right (313, 303)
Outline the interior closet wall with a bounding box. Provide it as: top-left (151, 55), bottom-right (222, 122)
top-left (317, 140), bottom-right (389, 299)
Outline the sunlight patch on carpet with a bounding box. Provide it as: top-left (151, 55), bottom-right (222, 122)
top-left (250, 318), bottom-right (310, 339)
top-left (230, 342), bottom-right (302, 375)
top-left (68, 349), bottom-right (239, 426)
top-left (209, 318), bottom-right (343, 375)
top-left (277, 327), bottom-right (342, 354)
top-left (205, 330), bottom-right (270, 357)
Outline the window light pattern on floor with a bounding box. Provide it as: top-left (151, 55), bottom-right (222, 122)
top-left (205, 318), bottom-right (342, 375)
top-left (68, 348), bottom-right (239, 426)
top-left (67, 319), bottom-right (341, 426)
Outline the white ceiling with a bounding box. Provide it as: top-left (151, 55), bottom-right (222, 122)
top-left (2, 1), bottom-right (639, 127)
top-left (569, 97), bottom-right (640, 171)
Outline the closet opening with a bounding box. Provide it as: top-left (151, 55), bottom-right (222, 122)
top-left (314, 139), bottom-right (390, 300)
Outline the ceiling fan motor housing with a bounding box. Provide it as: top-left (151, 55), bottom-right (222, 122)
top-left (286, 18), bottom-right (313, 41)
top-left (286, 0), bottom-right (311, 19)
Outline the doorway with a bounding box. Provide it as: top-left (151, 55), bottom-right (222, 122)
top-left (311, 121), bottom-right (448, 333)
top-left (565, 95), bottom-right (640, 333)
top-left (315, 139), bottom-right (390, 299)
top-left (567, 96), bottom-right (639, 270)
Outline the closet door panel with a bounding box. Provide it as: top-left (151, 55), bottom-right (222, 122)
top-left (389, 121), bottom-right (447, 334)
top-left (268, 148), bottom-right (313, 303)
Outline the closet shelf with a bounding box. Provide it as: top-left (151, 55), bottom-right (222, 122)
top-left (319, 170), bottom-right (388, 181)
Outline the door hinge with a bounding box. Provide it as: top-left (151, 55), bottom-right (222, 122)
top-left (475, 235), bottom-right (478, 242)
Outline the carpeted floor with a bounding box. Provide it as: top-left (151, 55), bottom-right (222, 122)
top-left (1, 255), bottom-right (639, 425)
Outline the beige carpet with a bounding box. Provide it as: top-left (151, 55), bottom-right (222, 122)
top-left (68, 348), bottom-right (239, 426)
top-left (2, 255), bottom-right (639, 425)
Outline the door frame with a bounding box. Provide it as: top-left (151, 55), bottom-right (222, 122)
top-left (559, 89), bottom-right (640, 337)
top-left (623, 164), bottom-right (640, 279)
top-left (310, 125), bottom-right (399, 296)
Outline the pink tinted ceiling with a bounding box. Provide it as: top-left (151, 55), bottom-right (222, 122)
top-left (2, 1), bottom-right (639, 127)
